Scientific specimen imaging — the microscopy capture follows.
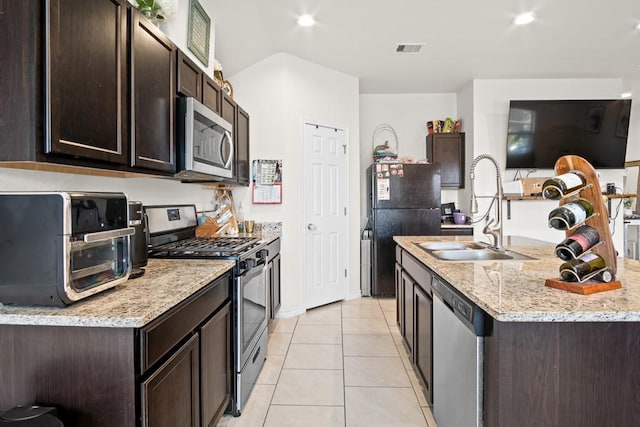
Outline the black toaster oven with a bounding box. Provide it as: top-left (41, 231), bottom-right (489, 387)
top-left (0, 192), bottom-right (134, 306)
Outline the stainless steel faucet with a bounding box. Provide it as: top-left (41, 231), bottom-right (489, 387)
top-left (470, 154), bottom-right (504, 251)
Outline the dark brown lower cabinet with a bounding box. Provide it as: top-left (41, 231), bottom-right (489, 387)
top-left (484, 320), bottom-right (640, 427)
top-left (0, 325), bottom-right (136, 426)
top-left (413, 284), bottom-right (433, 405)
top-left (142, 334), bottom-right (200, 427)
top-left (440, 226), bottom-right (473, 236)
top-left (268, 253), bottom-right (281, 319)
top-left (401, 270), bottom-right (414, 354)
top-left (397, 246), bottom-right (433, 405)
top-left (0, 272), bottom-right (232, 427)
top-left (266, 238), bottom-right (281, 321)
top-left (200, 301), bottom-right (232, 427)
top-left (395, 262), bottom-right (403, 328)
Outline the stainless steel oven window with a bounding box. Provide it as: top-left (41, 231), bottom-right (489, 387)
top-left (241, 264), bottom-right (267, 352)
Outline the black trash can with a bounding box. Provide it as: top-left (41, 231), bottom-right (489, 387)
top-left (0, 406), bottom-right (63, 426)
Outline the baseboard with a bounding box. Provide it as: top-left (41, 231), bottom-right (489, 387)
top-left (275, 307), bottom-right (306, 319)
top-left (346, 290), bottom-right (363, 300)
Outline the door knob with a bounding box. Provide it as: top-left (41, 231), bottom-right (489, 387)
top-left (307, 223), bottom-right (317, 231)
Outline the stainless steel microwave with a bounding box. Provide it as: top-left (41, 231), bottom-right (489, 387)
top-left (176, 97), bottom-right (234, 180)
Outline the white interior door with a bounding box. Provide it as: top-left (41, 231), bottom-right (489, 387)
top-left (303, 122), bottom-right (348, 309)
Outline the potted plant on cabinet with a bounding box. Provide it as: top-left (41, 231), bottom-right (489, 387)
top-left (131, 0), bottom-right (174, 24)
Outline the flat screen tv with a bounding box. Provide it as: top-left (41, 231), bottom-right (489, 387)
top-left (506, 99), bottom-right (632, 169)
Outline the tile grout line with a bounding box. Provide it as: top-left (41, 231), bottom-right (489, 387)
top-left (261, 317), bottom-right (297, 427)
top-left (341, 301), bottom-right (348, 427)
top-left (383, 297), bottom-right (433, 427)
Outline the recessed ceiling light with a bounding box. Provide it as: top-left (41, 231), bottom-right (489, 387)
top-left (621, 92), bottom-right (632, 98)
top-left (297, 14), bottom-right (315, 27)
top-left (636, 22), bottom-right (640, 30)
top-left (513, 12), bottom-right (535, 26)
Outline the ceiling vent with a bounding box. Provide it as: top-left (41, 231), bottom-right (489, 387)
top-left (396, 43), bottom-right (424, 53)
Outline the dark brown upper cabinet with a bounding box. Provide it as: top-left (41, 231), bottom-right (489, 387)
top-left (426, 133), bottom-right (465, 188)
top-left (236, 106), bottom-right (250, 186)
top-left (130, 10), bottom-right (176, 173)
top-left (176, 50), bottom-right (221, 115)
top-left (177, 50), bottom-right (202, 100)
top-left (220, 92), bottom-right (237, 182)
top-left (202, 75), bottom-right (222, 115)
top-left (0, 0), bottom-right (129, 166)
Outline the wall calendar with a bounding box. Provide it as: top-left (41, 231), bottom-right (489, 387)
top-left (252, 159), bottom-right (282, 204)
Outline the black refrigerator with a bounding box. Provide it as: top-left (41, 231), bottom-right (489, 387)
top-left (367, 163), bottom-right (441, 296)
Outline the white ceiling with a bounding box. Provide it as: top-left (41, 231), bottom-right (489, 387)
top-left (208, 0), bottom-right (640, 94)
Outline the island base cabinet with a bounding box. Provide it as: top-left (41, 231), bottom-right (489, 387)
top-left (395, 262), bottom-right (403, 328)
top-left (141, 334), bottom-right (200, 427)
top-left (484, 321), bottom-right (640, 427)
top-left (413, 284), bottom-right (433, 405)
top-left (401, 271), bottom-right (414, 354)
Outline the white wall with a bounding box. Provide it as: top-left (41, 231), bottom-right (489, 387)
top-left (0, 168), bottom-right (216, 210)
top-left (469, 79), bottom-right (627, 252)
top-left (158, 0), bottom-right (217, 75)
top-left (456, 83), bottom-right (475, 214)
top-left (228, 53), bottom-right (361, 317)
top-left (624, 76), bottom-right (640, 211)
top-left (359, 94), bottom-right (458, 226)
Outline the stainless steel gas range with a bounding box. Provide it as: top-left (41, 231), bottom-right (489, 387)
top-left (145, 204), bottom-right (268, 416)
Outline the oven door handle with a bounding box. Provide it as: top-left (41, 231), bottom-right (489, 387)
top-left (83, 227), bottom-right (135, 243)
top-left (237, 259), bottom-right (266, 278)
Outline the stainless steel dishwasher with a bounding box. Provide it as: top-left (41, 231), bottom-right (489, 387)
top-left (432, 276), bottom-right (486, 427)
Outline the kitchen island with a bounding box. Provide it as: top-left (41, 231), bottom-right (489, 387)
top-left (0, 259), bottom-right (235, 426)
top-left (394, 235), bottom-right (640, 427)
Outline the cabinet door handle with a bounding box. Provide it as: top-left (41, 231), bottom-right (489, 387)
top-left (307, 223), bottom-right (317, 231)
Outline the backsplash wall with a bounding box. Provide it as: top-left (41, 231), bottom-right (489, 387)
top-left (0, 168), bottom-right (218, 210)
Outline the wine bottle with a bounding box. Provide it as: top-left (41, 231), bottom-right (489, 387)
top-left (559, 253), bottom-right (608, 282)
top-left (548, 199), bottom-right (594, 230)
top-left (542, 171), bottom-right (587, 200)
top-left (555, 225), bottom-right (600, 260)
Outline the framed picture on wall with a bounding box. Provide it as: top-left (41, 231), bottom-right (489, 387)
top-left (187, 0), bottom-right (211, 66)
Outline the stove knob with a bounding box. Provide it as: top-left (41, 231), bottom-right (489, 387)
top-left (239, 261), bottom-right (248, 270)
top-left (245, 259), bottom-right (256, 269)
top-left (256, 249), bottom-right (268, 259)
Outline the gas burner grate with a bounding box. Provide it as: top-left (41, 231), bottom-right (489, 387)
top-left (155, 236), bottom-right (260, 254)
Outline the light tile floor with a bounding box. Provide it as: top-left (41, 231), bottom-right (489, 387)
top-left (218, 297), bottom-right (438, 427)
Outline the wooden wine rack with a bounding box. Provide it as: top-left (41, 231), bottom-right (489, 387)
top-left (544, 155), bottom-right (622, 294)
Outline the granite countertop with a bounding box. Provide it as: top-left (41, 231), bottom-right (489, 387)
top-left (0, 259), bottom-right (235, 328)
top-left (394, 235), bottom-right (640, 322)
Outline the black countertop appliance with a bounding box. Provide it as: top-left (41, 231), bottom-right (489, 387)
top-left (366, 163), bottom-right (441, 296)
top-left (0, 192), bottom-right (134, 306)
top-left (128, 201), bottom-right (148, 278)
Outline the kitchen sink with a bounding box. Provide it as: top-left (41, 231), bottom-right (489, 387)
top-left (414, 241), bottom-right (536, 261)
top-left (417, 242), bottom-right (486, 251)
top-left (430, 249), bottom-right (532, 261)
